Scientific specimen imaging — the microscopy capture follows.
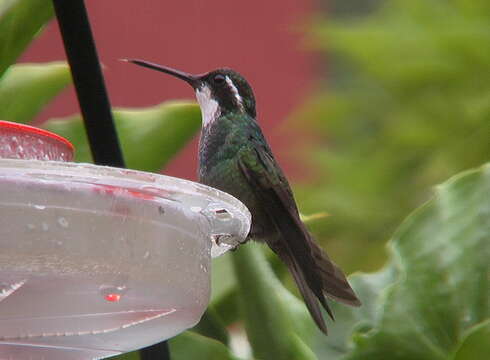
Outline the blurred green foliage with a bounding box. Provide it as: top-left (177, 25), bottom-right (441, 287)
top-left (314, 164), bottom-right (490, 360)
top-left (0, 0), bottom-right (53, 77)
top-left (0, 62), bottom-right (71, 123)
top-left (170, 331), bottom-right (239, 360)
top-left (293, 0), bottom-right (490, 272)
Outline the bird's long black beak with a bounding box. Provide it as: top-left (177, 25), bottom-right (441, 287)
top-left (123, 59), bottom-right (200, 88)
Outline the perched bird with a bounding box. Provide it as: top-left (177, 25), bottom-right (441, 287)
top-left (126, 59), bottom-right (361, 333)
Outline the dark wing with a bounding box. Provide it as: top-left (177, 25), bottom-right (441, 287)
top-left (237, 136), bottom-right (360, 334)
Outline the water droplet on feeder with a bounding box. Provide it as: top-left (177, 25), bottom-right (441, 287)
top-left (100, 284), bottom-right (127, 302)
top-left (58, 217), bottom-right (69, 228)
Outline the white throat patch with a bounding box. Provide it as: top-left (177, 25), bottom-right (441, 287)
top-left (195, 85), bottom-right (220, 127)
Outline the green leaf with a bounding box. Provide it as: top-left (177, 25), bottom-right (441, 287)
top-left (0, 0), bottom-right (54, 77)
top-left (452, 320), bottom-right (490, 360)
top-left (169, 331), bottom-right (238, 360)
top-left (231, 245), bottom-right (317, 360)
top-left (0, 62), bottom-right (71, 123)
top-left (106, 330), bottom-right (235, 360)
top-left (300, 211), bottom-right (330, 224)
top-left (304, 266), bottom-right (398, 359)
top-left (192, 307), bottom-right (229, 345)
top-left (297, 0), bottom-right (490, 274)
top-left (312, 163), bottom-right (490, 359)
top-left (211, 287), bottom-right (240, 327)
top-left (43, 101), bottom-right (201, 172)
top-left (110, 350), bottom-right (140, 360)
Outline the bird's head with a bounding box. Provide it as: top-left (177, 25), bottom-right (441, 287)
top-left (126, 59), bottom-right (256, 126)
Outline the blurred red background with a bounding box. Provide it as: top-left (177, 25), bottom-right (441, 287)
top-left (21, 0), bottom-right (317, 180)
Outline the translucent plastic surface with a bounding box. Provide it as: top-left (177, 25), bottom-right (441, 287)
top-left (0, 121), bottom-right (74, 161)
top-left (0, 159), bottom-right (250, 359)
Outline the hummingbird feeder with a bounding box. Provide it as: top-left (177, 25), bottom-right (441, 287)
top-left (0, 142), bottom-right (250, 359)
top-left (0, 1), bottom-right (251, 359)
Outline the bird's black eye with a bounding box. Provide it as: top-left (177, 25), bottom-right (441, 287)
top-left (213, 74), bottom-right (226, 85)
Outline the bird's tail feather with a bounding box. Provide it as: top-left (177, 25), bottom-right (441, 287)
top-left (309, 238), bottom-right (362, 307)
top-left (284, 253), bottom-right (331, 333)
top-left (272, 218), bottom-right (361, 334)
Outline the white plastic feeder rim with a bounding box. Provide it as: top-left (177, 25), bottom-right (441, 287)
top-left (0, 159), bottom-right (251, 360)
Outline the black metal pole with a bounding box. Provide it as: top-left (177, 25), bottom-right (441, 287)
top-left (52, 1), bottom-right (170, 358)
top-left (140, 341), bottom-right (171, 360)
top-left (52, 0), bottom-right (124, 167)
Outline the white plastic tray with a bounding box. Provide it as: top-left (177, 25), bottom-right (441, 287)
top-left (0, 159), bottom-right (250, 359)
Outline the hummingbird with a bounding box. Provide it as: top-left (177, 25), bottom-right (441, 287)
top-left (126, 59), bottom-right (361, 333)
